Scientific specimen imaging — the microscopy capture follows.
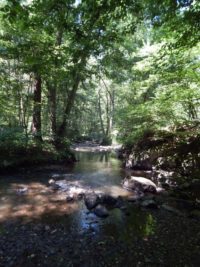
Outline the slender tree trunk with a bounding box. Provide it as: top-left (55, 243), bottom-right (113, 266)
top-left (57, 75), bottom-right (80, 139)
top-left (105, 91), bottom-right (110, 136)
top-left (32, 74), bottom-right (42, 141)
top-left (56, 55), bottom-right (87, 143)
top-left (101, 78), bottom-right (115, 140)
top-left (109, 89), bottom-right (115, 135)
top-left (47, 29), bottom-right (63, 143)
top-left (98, 90), bottom-right (106, 136)
top-left (187, 101), bottom-right (197, 120)
top-left (47, 82), bottom-right (57, 140)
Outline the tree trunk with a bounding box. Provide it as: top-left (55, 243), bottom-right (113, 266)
top-left (32, 74), bottom-right (42, 141)
top-left (105, 90), bottom-right (110, 136)
top-left (47, 29), bottom-right (62, 143)
top-left (57, 75), bottom-right (80, 139)
top-left (101, 78), bottom-right (115, 141)
top-left (98, 89), bottom-right (106, 136)
top-left (56, 54), bottom-right (87, 143)
top-left (47, 82), bottom-right (57, 141)
top-left (109, 89), bottom-right (115, 135)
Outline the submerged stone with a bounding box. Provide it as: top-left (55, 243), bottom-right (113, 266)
top-left (99, 194), bottom-right (117, 206)
top-left (84, 193), bottom-right (99, 210)
top-left (93, 205), bottom-right (109, 218)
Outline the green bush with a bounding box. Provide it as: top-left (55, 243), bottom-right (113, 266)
top-left (58, 137), bottom-right (71, 149)
top-left (0, 127), bottom-right (27, 152)
top-left (100, 135), bottom-right (112, 146)
top-left (119, 126), bottom-right (155, 149)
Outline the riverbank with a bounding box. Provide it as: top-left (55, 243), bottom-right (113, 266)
top-left (119, 127), bottom-right (200, 201)
top-left (0, 141), bottom-right (76, 173)
top-left (0, 140), bottom-right (121, 172)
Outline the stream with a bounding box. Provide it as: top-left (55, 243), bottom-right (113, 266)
top-left (0, 149), bottom-right (199, 267)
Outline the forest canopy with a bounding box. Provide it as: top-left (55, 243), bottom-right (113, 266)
top-left (0, 0), bottom-right (199, 169)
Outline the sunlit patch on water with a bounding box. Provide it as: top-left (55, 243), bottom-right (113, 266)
top-left (97, 185), bottom-right (132, 197)
top-left (0, 150), bottom-right (157, 241)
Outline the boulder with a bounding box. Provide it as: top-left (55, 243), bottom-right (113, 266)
top-left (114, 196), bottom-right (125, 208)
top-left (48, 179), bottom-right (56, 184)
top-left (122, 176), bottom-right (157, 193)
top-left (98, 194), bottom-right (117, 206)
top-left (93, 205), bottom-right (109, 218)
top-left (156, 187), bottom-right (168, 196)
top-left (84, 193), bottom-right (99, 210)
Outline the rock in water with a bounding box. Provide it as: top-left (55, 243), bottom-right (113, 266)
top-left (48, 179), bottom-right (55, 185)
top-left (93, 205), bottom-right (109, 218)
top-left (84, 193), bottom-right (99, 210)
top-left (122, 176), bottom-right (157, 193)
top-left (16, 187), bottom-right (28, 195)
top-left (98, 194), bottom-right (117, 206)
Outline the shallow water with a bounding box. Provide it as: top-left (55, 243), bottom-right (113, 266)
top-left (0, 151), bottom-right (199, 267)
top-left (72, 151), bottom-right (131, 196)
top-left (0, 151), bottom-right (156, 237)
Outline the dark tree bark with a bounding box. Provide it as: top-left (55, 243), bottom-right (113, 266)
top-left (98, 89), bottom-right (106, 136)
top-left (101, 78), bottom-right (115, 142)
top-left (57, 75), bottom-right (80, 139)
top-left (47, 82), bottom-right (57, 141)
top-left (47, 29), bottom-right (63, 143)
top-left (32, 74), bottom-right (42, 141)
top-left (56, 54), bottom-right (87, 142)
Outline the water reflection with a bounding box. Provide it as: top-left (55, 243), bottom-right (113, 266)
top-left (73, 151), bottom-right (128, 196)
top-left (98, 206), bottom-right (156, 242)
top-left (0, 151), bottom-right (157, 240)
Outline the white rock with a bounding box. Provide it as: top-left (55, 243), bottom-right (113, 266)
top-left (123, 176), bottom-right (157, 193)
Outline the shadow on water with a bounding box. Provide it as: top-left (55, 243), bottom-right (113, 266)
top-left (0, 150), bottom-right (199, 267)
top-left (0, 150), bottom-right (156, 242)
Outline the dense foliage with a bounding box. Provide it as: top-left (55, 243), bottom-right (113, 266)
top-left (0, 0), bottom-right (199, 170)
